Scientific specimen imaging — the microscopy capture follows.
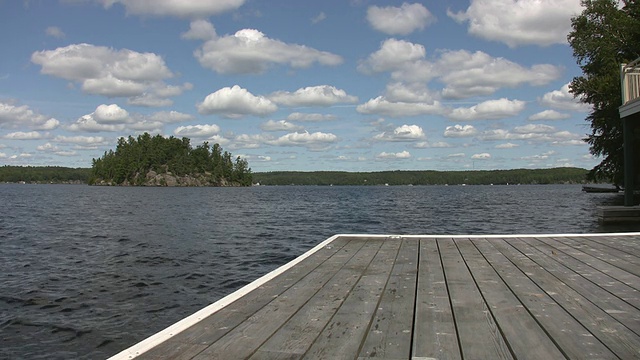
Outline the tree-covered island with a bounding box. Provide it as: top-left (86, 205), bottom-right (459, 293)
top-left (88, 132), bottom-right (252, 186)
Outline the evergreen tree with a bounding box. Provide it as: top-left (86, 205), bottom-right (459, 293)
top-left (568, 0), bottom-right (640, 184)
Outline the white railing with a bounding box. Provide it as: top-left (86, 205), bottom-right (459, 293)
top-left (621, 57), bottom-right (640, 105)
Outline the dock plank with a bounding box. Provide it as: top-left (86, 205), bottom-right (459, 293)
top-left (303, 239), bottom-right (401, 360)
top-left (473, 238), bottom-right (617, 359)
top-left (530, 237), bottom-right (640, 311)
top-left (535, 236), bottom-right (640, 291)
top-left (585, 236), bottom-right (640, 258)
top-left (590, 234), bottom-right (640, 253)
top-left (508, 237), bottom-right (640, 336)
top-left (438, 238), bottom-right (513, 360)
top-left (411, 238), bottom-right (461, 360)
top-left (248, 239), bottom-right (384, 359)
top-left (576, 236), bottom-right (640, 266)
top-left (457, 238), bottom-right (565, 359)
top-left (554, 236), bottom-right (640, 276)
top-left (489, 238), bottom-right (640, 359)
top-left (357, 238), bottom-right (419, 360)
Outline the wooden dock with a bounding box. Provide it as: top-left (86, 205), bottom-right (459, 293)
top-left (110, 233), bottom-right (640, 360)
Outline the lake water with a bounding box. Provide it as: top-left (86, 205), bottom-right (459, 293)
top-left (1, 184), bottom-right (638, 359)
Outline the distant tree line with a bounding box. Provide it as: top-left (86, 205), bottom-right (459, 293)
top-left (252, 168), bottom-right (590, 186)
top-left (0, 165), bottom-right (591, 187)
top-left (0, 166), bottom-right (90, 183)
top-left (89, 133), bottom-right (252, 186)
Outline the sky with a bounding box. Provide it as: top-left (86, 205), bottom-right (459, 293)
top-left (0, 0), bottom-right (599, 172)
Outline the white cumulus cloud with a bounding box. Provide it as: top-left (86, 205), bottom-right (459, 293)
top-left (357, 96), bottom-right (443, 117)
top-left (269, 85), bottom-right (357, 107)
top-left (173, 124), bottom-right (221, 138)
top-left (100, 0), bottom-right (246, 18)
top-left (3, 131), bottom-right (46, 140)
top-left (358, 38), bottom-right (426, 74)
top-left (93, 104), bottom-right (130, 123)
top-left (373, 124), bottom-right (426, 142)
top-left (528, 109), bottom-right (571, 121)
top-left (68, 104), bottom-right (130, 132)
top-left (181, 20), bottom-right (217, 41)
top-left (436, 50), bottom-right (561, 98)
top-left (197, 85), bottom-right (277, 118)
top-left (31, 43), bottom-right (188, 105)
top-left (367, 3), bottom-right (435, 35)
top-left (54, 135), bottom-right (107, 145)
top-left (194, 29), bottom-right (342, 74)
top-left (260, 120), bottom-right (304, 132)
top-left (146, 111), bottom-right (193, 123)
top-left (513, 124), bottom-right (555, 134)
top-left (540, 83), bottom-right (592, 112)
top-left (287, 112), bottom-right (337, 122)
top-left (267, 131), bottom-right (338, 150)
top-left (448, 0), bottom-right (583, 47)
top-left (495, 142), bottom-right (519, 149)
top-left (471, 153), bottom-right (491, 159)
top-left (444, 124), bottom-right (478, 138)
top-left (358, 41), bottom-right (560, 98)
top-left (377, 150), bottom-right (411, 159)
top-left (0, 101), bottom-right (60, 130)
top-left (447, 98), bottom-right (526, 121)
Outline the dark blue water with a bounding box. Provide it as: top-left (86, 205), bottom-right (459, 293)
top-left (0, 184), bottom-right (637, 359)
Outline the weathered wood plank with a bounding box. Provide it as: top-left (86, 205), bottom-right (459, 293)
top-left (190, 237), bottom-right (370, 359)
top-left (437, 238), bottom-right (513, 360)
top-left (528, 237), bottom-right (640, 310)
top-left (457, 239), bottom-right (565, 359)
top-left (133, 342), bottom-right (209, 360)
top-left (575, 236), bottom-right (640, 267)
top-left (411, 238), bottom-right (461, 360)
top-left (508, 238), bottom-right (640, 336)
top-left (555, 236), bottom-right (640, 276)
top-left (357, 238), bottom-right (419, 360)
top-left (303, 238), bottom-right (401, 360)
top-left (535, 237), bottom-right (640, 291)
top-left (248, 239), bottom-right (384, 359)
top-left (588, 235), bottom-right (640, 254)
top-left (489, 238), bottom-right (640, 359)
top-left (475, 238), bottom-right (617, 358)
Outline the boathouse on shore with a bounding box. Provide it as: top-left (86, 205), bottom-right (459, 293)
top-left (620, 58), bottom-right (640, 206)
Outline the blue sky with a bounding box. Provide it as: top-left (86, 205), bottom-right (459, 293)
top-left (0, 0), bottom-right (597, 172)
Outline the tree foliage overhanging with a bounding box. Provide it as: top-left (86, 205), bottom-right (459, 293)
top-left (568, 0), bottom-right (640, 185)
top-left (89, 132), bottom-right (252, 186)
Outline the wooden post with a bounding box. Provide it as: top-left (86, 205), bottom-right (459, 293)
top-left (623, 116), bottom-right (634, 206)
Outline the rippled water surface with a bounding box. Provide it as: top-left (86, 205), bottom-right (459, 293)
top-left (1, 184), bottom-right (638, 359)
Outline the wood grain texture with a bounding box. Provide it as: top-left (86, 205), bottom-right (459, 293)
top-left (303, 238), bottom-right (401, 360)
top-left (411, 238), bottom-right (461, 360)
top-left (457, 238), bottom-right (565, 359)
top-left (357, 238), bottom-right (419, 359)
top-left (490, 238), bottom-right (640, 359)
top-left (438, 238), bottom-right (513, 360)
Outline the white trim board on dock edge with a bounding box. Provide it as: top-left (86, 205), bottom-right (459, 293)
top-left (109, 232), bottom-right (640, 360)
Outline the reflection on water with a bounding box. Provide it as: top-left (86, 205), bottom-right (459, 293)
top-left (0, 184), bottom-right (637, 359)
